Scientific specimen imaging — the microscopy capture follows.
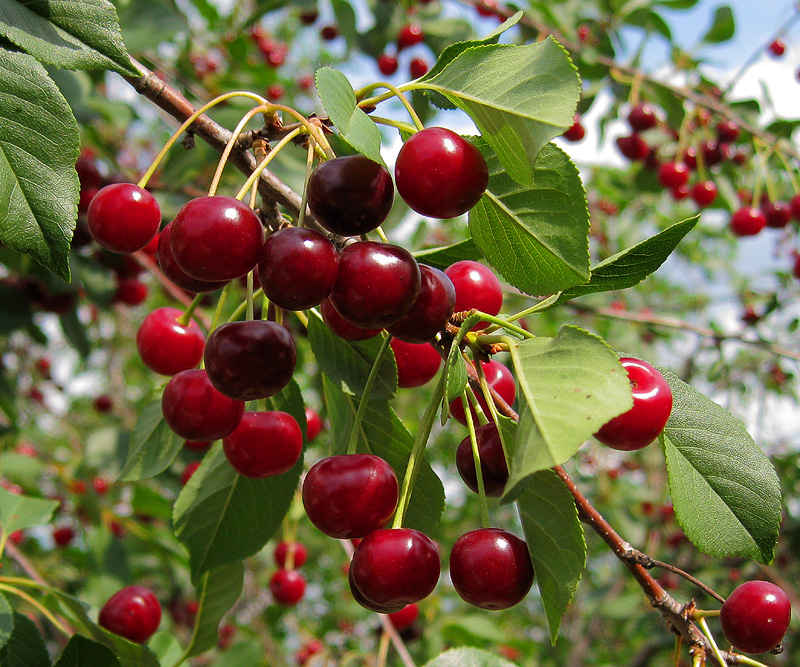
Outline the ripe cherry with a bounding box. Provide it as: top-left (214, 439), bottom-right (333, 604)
top-left (563, 116), bottom-right (586, 142)
top-left (730, 207), bottom-right (766, 237)
top-left (691, 180), bottom-right (717, 208)
top-left (204, 320), bottom-right (296, 401)
top-left (52, 525), bottom-right (75, 547)
top-left (157, 222), bottom-right (228, 293)
top-left (397, 24), bottom-right (423, 50)
top-left (720, 581), bottom-right (791, 654)
top-left (377, 53), bottom-right (398, 75)
top-left (257, 227), bottom-right (339, 311)
top-left (274, 540), bottom-right (308, 569)
top-left (450, 528), bottom-right (534, 610)
top-left (456, 422), bottom-right (509, 497)
top-left (716, 119), bottom-right (740, 143)
top-left (616, 134), bottom-right (650, 162)
top-left (445, 260), bottom-right (503, 328)
top-left (449, 359), bottom-right (516, 426)
top-left (87, 183), bottom-right (161, 254)
top-left (114, 277), bottom-right (148, 306)
top-left (594, 358), bottom-right (672, 451)
top-left (222, 411), bottom-right (303, 478)
top-left (349, 528), bottom-right (440, 613)
top-left (793, 254), bottom-right (800, 280)
top-left (320, 298), bottom-right (381, 340)
top-left (768, 39), bottom-right (785, 57)
top-left (391, 339), bottom-right (442, 388)
top-left (791, 194), bottom-right (800, 222)
top-left (409, 57), bottom-right (429, 78)
top-left (270, 569), bottom-right (306, 606)
top-left (395, 127), bottom-right (489, 219)
top-left (387, 265), bottom-right (456, 343)
top-left (181, 462), bottom-right (201, 486)
top-left (162, 369), bottom-right (244, 441)
top-left (302, 454), bottom-right (398, 539)
top-left (627, 103), bottom-right (658, 132)
top-left (92, 476), bottom-right (109, 495)
top-left (658, 162), bottom-right (689, 190)
top-left (98, 586), bottom-right (161, 644)
top-left (305, 407), bottom-right (323, 442)
top-left (94, 395), bottom-right (113, 413)
top-left (136, 307), bottom-right (205, 376)
top-left (306, 156), bottom-right (394, 237)
top-left (389, 604), bottom-right (420, 631)
top-left (762, 201), bottom-right (791, 228)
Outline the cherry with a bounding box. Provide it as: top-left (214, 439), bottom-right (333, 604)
top-left (52, 525), bottom-right (75, 547)
top-left (136, 307), bottom-right (205, 376)
top-left (793, 254), bottom-right (800, 280)
top-left (329, 242), bottom-right (421, 329)
top-left (157, 222), bottom-right (228, 293)
top-left (395, 127), bottom-right (489, 219)
top-left (94, 394), bottom-right (113, 413)
top-left (671, 184), bottom-right (690, 201)
top-left (269, 569), bottom-right (306, 606)
top-left (296, 639), bottom-right (323, 666)
top-left (690, 180), bottom-right (717, 208)
top-left (305, 407), bottom-right (323, 442)
top-left (320, 24), bottom-right (339, 41)
top-left (627, 103), bottom-right (658, 132)
top-left (409, 57), bottom-right (429, 79)
top-left (181, 461), bottom-right (201, 486)
top-left (204, 320), bottom-right (296, 401)
top-left (730, 207), bottom-right (766, 237)
top-left (349, 528), bottom-right (440, 613)
top-left (320, 297), bottom-right (382, 340)
top-left (274, 540), bottom-right (308, 569)
top-left (185, 440), bottom-right (212, 452)
top-left (162, 369), bottom-right (244, 441)
top-left (450, 528), bottom-right (534, 610)
top-left (391, 339), bottom-right (442, 388)
top-left (397, 24), bottom-right (423, 50)
top-left (657, 162), bottom-right (690, 190)
top-left (377, 53), bottom-right (398, 75)
top-left (389, 604), bottom-right (419, 631)
top-left (444, 260), bottom-right (503, 328)
top-left (720, 581), bottom-right (791, 654)
top-left (98, 586), bottom-right (161, 644)
top-left (456, 422), bottom-right (509, 497)
top-left (768, 38), bottom-right (785, 57)
top-left (616, 134), bottom-right (650, 162)
top-left (594, 358), bottom-right (672, 451)
top-left (716, 119), bottom-right (740, 143)
top-left (257, 227), bottom-right (339, 311)
top-left (114, 277), bottom-right (148, 306)
top-left (387, 265), bottom-right (456, 343)
top-left (449, 359), bottom-right (516, 426)
top-left (302, 454), bottom-right (398, 539)
top-left (762, 201), bottom-right (791, 228)
top-left (92, 476), bottom-right (109, 495)
top-left (306, 156), bottom-right (394, 237)
top-left (170, 196), bottom-right (264, 281)
top-left (701, 140), bottom-right (726, 167)
top-left (76, 152), bottom-right (103, 191)
top-left (563, 116), bottom-right (586, 142)
top-left (299, 9), bottom-right (318, 24)
top-left (791, 193), bottom-right (800, 222)
top-left (267, 82), bottom-right (284, 100)
top-left (222, 411), bottom-right (302, 478)
top-left (87, 183), bottom-right (161, 254)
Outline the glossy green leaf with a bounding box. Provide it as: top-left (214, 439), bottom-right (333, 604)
top-left (413, 238), bottom-right (482, 270)
top-left (0, 486), bottom-right (59, 534)
top-left (0, 613), bottom-right (49, 667)
top-left (0, 48), bottom-right (79, 282)
top-left (700, 5), bottom-right (735, 44)
top-left (188, 562), bottom-right (244, 656)
top-left (470, 141), bottom-right (590, 295)
top-left (422, 647), bottom-right (517, 667)
top-left (503, 326), bottom-right (632, 500)
top-left (659, 368), bottom-right (781, 564)
top-left (0, 0), bottom-right (138, 74)
top-left (0, 595), bottom-right (12, 651)
top-left (517, 471), bottom-right (586, 644)
top-left (54, 635), bottom-right (121, 667)
top-left (315, 67), bottom-right (385, 166)
top-left (118, 400), bottom-right (183, 481)
top-left (418, 38), bottom-right (580, 185)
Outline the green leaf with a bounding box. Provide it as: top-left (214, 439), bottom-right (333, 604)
top-left (469, 141), bottom-right (590, 295)
top-left (118, 400), bottom-right (183, 481)
top-left (422, 647), bottom-right (517, 667)
top-left (307, 312), bottom-right (397, 400)
top-left (0, 48), bottom-right (79, 282)
top-left (659, 368), bottom-right (781, 564)
top-left (188, 562), bottom-right (244, 657)
top-left (54, 635), bottom-right (121, 667)
top-left (315, 67), bottom-right (385, 166)
top-left (504, 326), bottom-right (633, 500)
top-left (113, 0), bottom-right (188, 55)
top-left (330, 0), bottom-right (359, 52)
top-left (700, 5), bottom-right (735, 44)
top-left (413, 238), bottom-right (482, 270)
top-left (552, 216), bottom-right (698, 307)
top-left (146, 633), bottom-right (182, 666)
top-left (418, 38), bottom-right (580, 185)
top-left (0, 595), bottom-right (13, 651)
top-left (0, 486), bottom-right (59, 534)
top-left (0, 613), bottom-right (49, 667)
top-left (0, 0), bottom-right (138, 75)
top-left (58, 308), bottom-right (90, 358)
top-left (516, 471), bottom-right (586, 644)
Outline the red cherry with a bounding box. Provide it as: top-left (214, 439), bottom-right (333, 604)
top-left (304, 407), bottom-right (323, 442)
top-left (52, 525), bottom-right (75, 547)
top-left (762, 201), bottom-right (791, 228)
top-left (267, 83), bottom-right (284, 100)
top-left (389, 604), bottom-right (419, 631)
top-left (792, 255), bottom-right (800, 280)
top-left (791, 194), bottom-right (800, 222)
top-left (98, 586), bottom-right (161, 644)
top-left (671, 184), bottom-right (690, 201)
top-left (768, 39), bottom-right (785, 57)
top-left (690, 180), bottom-right (717, 208)
top-left (563, 116), bottom-right (586, 142)
top-left (181, 461), bottom-right (201, 486)
top-left (594, 358), bottom-right (672, 451)
top-left (114, 277), bottom-right (148, 306)
top-left (627, 103), bottom-right (658, 132)
top-left (87, 183), bottom-right (161, 254)
top-left (157, 222), bottom-right (228, 293)
top-left (92, 477), bottom-right (109, 495)
top-left (93, 394), bottom-right (113, 413)
top-left (320, 298), bottom-right (381, 340)
top-left (409, 57), bottom-right (429, 78)
top-left (299, 10), bottom-right (318, 24)
top-left (716, 119), bottom-right (740, 143)
top-left (377, 53), bottom-right (399, 76)
top-left (449, 359), bottom-right (515, 426)
top-left (270, 569), bottom-right (306, 606)
top-left (184, 439), bottom-right (212, 451)
top-left (136, 307), bottom-right (205, 376)
top-left (222, 411), bottom-right (303, 478)
top-left (391, 339), bottom-right (441, 388)
top-left (387, 265), bottom-right (456, 343)
top-left (395, 128), bottom-right (489, 219)
top-left (274, 541), bottom-right (308, 569)
top-left (720, 581), bottom-right (791, 654)
top-left (397, 24), bottom-right (424, 49)
top-left (456, 422), bottom-right (509, 497)
top-left (444, 260), bottom-right (503, 329)
top-left (320, 25), bottom-right (339, 41)
top-left (730, 207), bottom-right (766, 237)
top-left (76, 152), bottom-right (103, 191)
top-left (616, 134), bottom-right (650, 161)
top-left (657, 162), bottom-right (690, 190)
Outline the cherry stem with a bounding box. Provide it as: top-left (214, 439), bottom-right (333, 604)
top-left (227, 288), bottom-right (264, 323)
top-left (392, 372), bottom-right (446, 529)
top-left (644, 557), bottom-right (725, 603)
top-left (376, 631), bottom-right (391, 667)
top-left (694, 138), bottom-right (708, 182)
top-left (298, 141), bottom-right (316, 229)
top-left (345, 334), bottom-right (394, 456)
top-left (773, 148), bottom-right (800, 193)
top-left (463, 395), bottom-right (491, 528)
top-left (370, 115), bottom-right (419, 136)
top-left (751, 141), bottom-right (769, 205)
top-left (209, 282), bottom-right (232, 333)
top-left (697, 616), bottom-right (728, 667)
top-left (208, 104), bottom-right (271, 197)
top-left (0, 582), bottom-right (69, 636)
top-left (235, 127), bottom-right (304, 201)
top-left (676, 111), bottom-right (693, 164)
top-left (732, 655), bottom-right (772, 667)
top-left (375, 226), bottom-right (390, 244)
top-left (246, 271), bottom-right (254, 321)
top-left (355, 81), bottom-right (424, 132)
top-left (502, 293), bottom-right (562, 325)
top-left (471, 313), bottom-right (533, 339)
top-left (178, 293), bottom-right (204, 328)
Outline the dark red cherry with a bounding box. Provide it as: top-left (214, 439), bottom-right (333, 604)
top-left (616, 134), bottom-right (650, 161)
top-left (269, 569), bottom-right (306, 606)
top-left (730, 207), bottom-right (766, 237)
top-left (257, 227), bottom-right (339, 310)
top-left (389, 604), bottom-right (419, 631)
top-left (349, 528), bottom-right (440, 613)
top-left (377, 53), bottom-right (398, 76)
top-left (671, 184), bottom-right (689, 201)
top-left (563, 116), bottom-right (586, 142)
top-left (157, 222), bottom-right (228, 293)
top-left (204, 320), bottom-right (296, 401)
top-left (223, 411), bottom-right (302, 478)
top-left (184, 440), bottom-right (211, 451)
top-left (762, 201), bottom-right (791, 228)
top-left (76, 152), bottom-right (103, 191)
top-left (387, 265), bottom-right (456, 343)
top-left (52, 525), bottom-right (75, 547)
top-left (87, 183), bottom-right (161, 254)
top-left (657, 162), bottom-right (689, 190)
top-left (450, 528), bottom-right (534, 610)
top-left (397, 24), bottom-right (424, 49)
top-left (456, 422), bottom-right (509, 497)
top-left (302, 454), bottom-right (398, 539)
top-left (170, 196), bottom-right (264, 281)
top-left (329, 242), bottom-right (420, 329)
top-left (305, 407), bottom-right (323, 442)
top-left (98, 586), bottom-right (161, 644)
top-left (690, 180), bottom-right (717, 208)
top-left (791, 194), bottom-right (800, 222)
top-left (391, 339), bottom-right (441, 388)
top-left (320, 298), bottom-right (382, 340)
top-left (444, 260), bottom-right (503, 328)
top-left (716, 119), bottom-right (740, 143)
top-left (274, 541), bottom-right (308, 569)
top-left (701, 140), bottom-right (725, 167)
top-left (306, 156), bottom-right (394, 237)
top-left (594, 358), bottom-right (672, 451)
top-left (409, 58), bottom-right (429, 78)
top-left (181, 461), bottom-right (201, 486)
top-left (627, 103), bottom-right (658, 132)
top-left (395, 127), bottom-right (488, 219)
top-left (720, 580), bottom-right (791, 654)
top-left (449, 359), bottom-right (516, 426)
top-left (768, 39), bottom-right (785, 57)
top-left (793, 255), bottom-right (800, 280)
top-left (162, 369), bottom-right (244, 440)
top-left (114, 277), bottom-right (148, 306)
top-left (136, 307), bottom-right (205, 376)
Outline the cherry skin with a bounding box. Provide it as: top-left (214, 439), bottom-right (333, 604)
top-left (391, 339), bottom-right (442, 388)
top-left (449, 359), bottom-right (516, 426)
top-left (389, 604), bottom-right (419, 631)
top-left (762, 201), bottom-right (791, 228)
top-left (456, 422), bottom-right (509, 497)
top-left (329, 242), bottom-right (421, 329)
top-left (304, 407), bottom-right (323, 442)
top-left (691, 180), bottom-right (718, 208)
top-left (114, 277), bottom-right (148, 306)
top-left (768, 38), bottom-right (785, 57)
top-left (204, 320), bottom-right (296, 401)
top-left (395, 127), bottom-right (489, 219)
top-left (657, 162), bottom-right (690, 190)
top-left (716, 119), bottom-right (740, 143)
top-left (184, 439), bottom-right (211, 451)
top-left (162, 369), bottom-right (244, 441)
top-left (791, 193), bottom-right (800, 222)
top-left (349, 528), bottom-right (440, 613)
top-left (377, 53), bottom-right (398, 75)
top-left (98, 586), bottom-right (161, 644)
top-left (627, 103), bottom-right (658, 132)
top-left (397, 24), bottom-right (423, 49)
top-left (320, 297), bottom-right (382, 340)
top-left (180, 462), bottom-right (201, 486)
top-left (274, 540), bottom-right (308, 569)
top-left (157, 222), bottom-right (228, 293)
top-left (449, 528), bottom-right (534, 610)
top-left (720, 580), bottom-right (791, 654)
top-left (269, 569), bottom-right (306, 606)
top-left (793, 254), bottom-right (800, 281)
top-left (306, 156), bottom-right (394, 237)
top-left (387, 265), bottom-right (456, 343)
top-left (222, 411), bottom-right (303, 478)
top-left (170, 196), bottom-right (264, 281)
top-left (594, 358), bottom-right (673, 451)
top-left (52, 526), bottom-right (75, 547)
top-left (302, 454), bottom-right (398, 539)
top-left (409, 57), bottom-right (429, 78)
top-left (87, 183), bottom-right (161, 254)
top-left (257, 227), bottom-right (339, 311)
top-left (616, 134), bottom-right (650, 162)
top-left (562, 116), bottom-right (586, 142)
top-left (730, 207), bottom-right (766, 237)
top-left (445, 260), bottom-right (503, 328)
top-left (136, 307), bottom-right (205, 376)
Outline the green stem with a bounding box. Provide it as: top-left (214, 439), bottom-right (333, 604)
top-left (697, 616), bottom-right (728, 667)
top-left (246, 271), bottom-right (254, 321)
top-left (470, 313), bottom-right (532, 339)
top-left (178, 293), bottom-right (205, 328)
top-left (733, 655), bottom-right (773, 667)
top-left (298, 141), bottom-right (316, 228)
top-left (228, 288), bottom-right (264, 323)
top-left (209, 282), bottom-right (232, 333)
top-left (463, 394), bottom-right (490, 528)
top-left (370, 116), bottom-right (419, 135)
top-left (234, 127), bottom-right (304, 200)
top-left (375, 226), bottom-right (390, 243)
top-left (0, 583), bottom-right (69, 635)
top-left (502, 293), bottom-right (563, 325)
